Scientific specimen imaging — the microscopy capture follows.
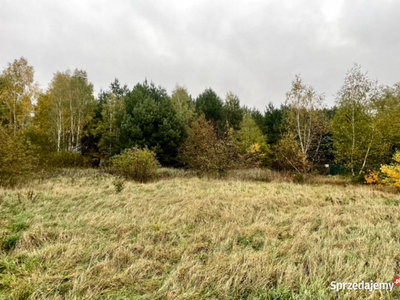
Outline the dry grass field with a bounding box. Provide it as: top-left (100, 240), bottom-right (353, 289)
top-left (1, 169), bottom-right (400, 299)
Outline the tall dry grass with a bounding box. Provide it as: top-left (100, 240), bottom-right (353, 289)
top-left (0, 169), bottom-right (400, 299)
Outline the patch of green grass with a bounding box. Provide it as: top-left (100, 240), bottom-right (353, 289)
top-left (236, 233), bottom-right (265, 251)
top-left (384, 198), bottom-right (400, 206)
top-left (11, 221), bottom-right (29, 232)
top-left (1, 234), bottom-right (20, 251)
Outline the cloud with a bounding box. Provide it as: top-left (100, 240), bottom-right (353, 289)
top-left (1, 0), bottom-right (399, 110)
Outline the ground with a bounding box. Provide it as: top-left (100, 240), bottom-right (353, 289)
top-left (1, 169), bottom-right (400, 299)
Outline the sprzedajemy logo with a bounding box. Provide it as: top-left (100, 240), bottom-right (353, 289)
top-left (330, 277), bottom-right (400, 292)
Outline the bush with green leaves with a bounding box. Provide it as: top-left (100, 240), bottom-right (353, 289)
top-left (110, 147), bottom-right (160, 182)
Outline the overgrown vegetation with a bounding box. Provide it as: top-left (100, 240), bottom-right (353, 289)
top-left (2, 57), bottom-right (400, 185)
top-left (380, 151), bottom-right (400, 190)
top-left (0, 170), bottom-right (399, 299)
top-left (0, 127), bottom-right (38, 187)
top-left (110, 146), bottom-right (160, 183)
top-left (2, 56), bottom-right (400, 298)
top-left (276, 75), bottom-right (328, 173)
top-left (180, 115), bottom-right (240, 175)
top-left (237, 113), bottom-right (270, 168)
top-left (364, 152), bottom-right (400, 191)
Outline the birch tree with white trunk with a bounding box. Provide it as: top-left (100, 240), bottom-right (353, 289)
top-left (276, 75), bottom-right (328, 173)
top-left (332, 64), bottom-right (388, 176)
top-left (0, 57), bottom-right (38, 133)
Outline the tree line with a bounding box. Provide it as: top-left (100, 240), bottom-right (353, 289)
top-left (1, 57), bottom-right (400, 184)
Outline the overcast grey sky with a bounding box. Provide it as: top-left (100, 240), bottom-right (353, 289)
top-left (1, 0), bottom-right (399, 110)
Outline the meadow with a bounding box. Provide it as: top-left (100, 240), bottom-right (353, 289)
top-left (1, 169), bottom-right (400, 299)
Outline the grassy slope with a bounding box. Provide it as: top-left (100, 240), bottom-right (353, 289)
top-left (1, 170), bottom-right (400, 299)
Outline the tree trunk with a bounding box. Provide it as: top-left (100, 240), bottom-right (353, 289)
top-left (76, 114), bottom-right (81, 152)
top-left (350, 104), bottom-right (356, 177)
top-left (359, 127), bottom-right (375, 175)
top-left (13, 101), bottom-right (16, 134)
top-left (69, 90), bottom-right (74, 152)
top-left (57, 111), bottom-right (62, 152)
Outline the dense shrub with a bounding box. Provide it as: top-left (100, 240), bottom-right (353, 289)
top-left (180, 115), bottom-right (240, 175)
top-left (380, 151), bottom-right (400, 190)
top-left (110, 147), bottom-right (160, 182)
top-left (241, 143), bottom-right (267, 168)
top-left (47, 151), bottom-right (89, 168)
top-left (0, 127), bottom-right (38, 187)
